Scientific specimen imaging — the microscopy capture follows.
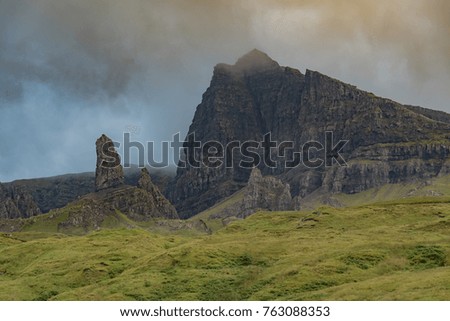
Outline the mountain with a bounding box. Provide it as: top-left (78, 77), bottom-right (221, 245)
top-left (170, 49), bottom-right (450, 217)
top-left (1, 50), bottom-right (449, 220)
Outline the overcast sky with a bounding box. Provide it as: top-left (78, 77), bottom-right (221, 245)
top-left (1, 0), bottom-right (449, 182)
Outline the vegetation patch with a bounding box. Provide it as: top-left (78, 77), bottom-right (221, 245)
top-left (33, 290), bottom-right (59, 301)
top-left (300, 280), bottom-right (338, 291)
top-left (408, 245), bottom-right (447, 269)
top-left (234, 253), bottom-right (253, 266)
top-left (342, 252), bottom-right (385, 270)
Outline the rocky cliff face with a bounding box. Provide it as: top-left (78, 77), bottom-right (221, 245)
top-left (50, 183), bottom-right (178, 233)
top-left (135, 168), bottom-right (177, 219)
top-left (80, 183), bottom-right (178, 223)
top-left (170, 49), bottom-right (450, 217)
top-left (0, 182), bottom-right (41, 219)
top-left (211, 167), bottom-right (294, 219)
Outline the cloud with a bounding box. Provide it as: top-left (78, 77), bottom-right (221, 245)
top-left (0, 0), bottom-right (449, 181)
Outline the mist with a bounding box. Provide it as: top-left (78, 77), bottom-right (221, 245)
top-left (1, 0), bottom-right (449, 182)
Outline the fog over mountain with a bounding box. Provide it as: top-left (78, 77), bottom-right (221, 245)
top-left (1, 0), bottom-right (449, 181)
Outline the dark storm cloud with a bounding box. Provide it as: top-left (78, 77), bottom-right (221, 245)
top-left (0, 0), bottom-right (257, 103)
top-left (0, 0), bottom-right (139, 100)
top-left (1, 0), bottom-right (449, 104)
top-left (0, 0), bottom-right (449, 181)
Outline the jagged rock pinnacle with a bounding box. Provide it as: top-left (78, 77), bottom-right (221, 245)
top-left (137, 167), bottom-right (178, 217)
top-left (137, 168), bottom-right (154, 192)
top-left (248, 167), bottom-right (263, 183)
top-left (95, 134), bottom-right (124, 191)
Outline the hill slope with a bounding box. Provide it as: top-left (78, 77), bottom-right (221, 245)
top-left (0, 197), bottom-right (449, 300)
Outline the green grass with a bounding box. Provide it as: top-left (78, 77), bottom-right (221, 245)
top-left (0, 196), bottom-right (449, 300)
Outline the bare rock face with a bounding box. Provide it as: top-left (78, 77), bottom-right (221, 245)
top-left (87, 185), bottom-right (178, 222)
top-left (0, 183), bottom-right (20, 219)
top-left (137, 168), bottom-right (154, 192)
top-left (135, 168), bottom-right (178, 219)
top-left (243, 167), bottom-right (293, 215)
top-left (212, 167), bottom-right (294, 219)
top-left (0, 182), bottom-right (41, 219)
top-left (95, 134), bottom-right (124, 191)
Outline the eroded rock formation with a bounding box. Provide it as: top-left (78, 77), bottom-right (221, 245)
top-left (211, 167), bottom-right (294, 219)
top-left (95, 134), bottom-right (124, 191)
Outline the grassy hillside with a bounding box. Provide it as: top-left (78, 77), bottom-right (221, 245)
top-left (189, 188), bottom-right (246, 232)
top-left (0, 196), bottom-right (449, 300)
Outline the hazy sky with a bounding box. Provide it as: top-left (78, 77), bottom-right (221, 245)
top-left (1, 0), bottom-right (449, 181)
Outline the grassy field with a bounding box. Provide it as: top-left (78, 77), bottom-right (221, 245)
top-left (0, 196), bottom-right (449, 301)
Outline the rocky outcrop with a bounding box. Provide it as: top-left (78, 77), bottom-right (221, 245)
top-left (90, 135), bottom-right (178, 221)
top-left (132, 168), bottom-right (177, 219)
top-left (137, 168), bottom-right (155, 192)
top-left (85, 184), bottom-right (178, 222)
top-left (170, 49), bottom-right (450, 217)
top-left (57, 199), bottom-right (113, 233)
top-left (243, 167), bottom-right (293, 214)
top-left (211, 167), bottom-right (294, 219)
top-left (2, 134), bottom-right (179, 233)
top-left (137, 168), bottom-right (177, 215)
top-left (0, 135), bottom-right (178, 222)
top-left (95, 134), bottom-right (124, 191)
top-left (125, 166), bottom-right (173, 195)
top-left (18, 138), bottom-right (180, 232)
top-left (3, 167), bottom-right (173, 215)
top-left (0, 182), bottom-right (41, 219)
top-left (0, 183), bottom-right (19, 219)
